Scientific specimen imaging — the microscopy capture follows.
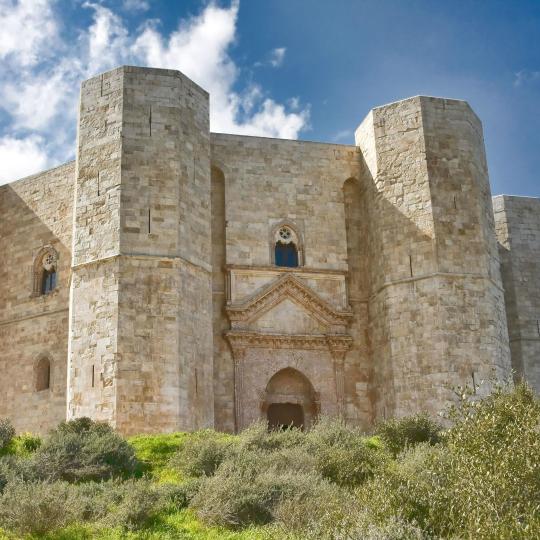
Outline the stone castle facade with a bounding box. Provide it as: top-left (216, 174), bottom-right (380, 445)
top-left (1, 66), bottom-right (539, 435)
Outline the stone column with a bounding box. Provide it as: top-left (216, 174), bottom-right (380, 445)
top-left (230, 345), bottom-right (246, 433)
top-left (328, 336), bottom-right (351, 417)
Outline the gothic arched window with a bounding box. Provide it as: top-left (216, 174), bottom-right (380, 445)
top-left (35, 357), bottom-right (51, 392)
top-left (274, 225), bottom-right (300, 268)
top-left (32, 247), bottom-right (58, 297)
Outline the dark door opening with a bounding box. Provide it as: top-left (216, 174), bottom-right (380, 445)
top-left (267, 403), bottom-right (304, 430)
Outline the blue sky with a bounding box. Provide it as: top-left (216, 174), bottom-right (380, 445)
top-left (0, 0), bottom-right (538, 196)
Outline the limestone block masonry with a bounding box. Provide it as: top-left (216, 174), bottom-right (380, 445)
top-left (0, 65), bottom-right (534, 436)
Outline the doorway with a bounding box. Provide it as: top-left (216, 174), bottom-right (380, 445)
top-left (267, 402), bottom-right (304, 430)
top-left (263, 367), bottom-right (317, 430)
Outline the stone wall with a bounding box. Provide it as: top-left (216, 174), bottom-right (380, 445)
top-left (0, 162), bottom-right (74, 434)
top-left (0, 65), bottom-right (525, 436)
top-left (493, 195), bottom-right (540, 391)
top-left (210, 135), bottom-right (371, 430)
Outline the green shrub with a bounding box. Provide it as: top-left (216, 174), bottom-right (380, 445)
top-left (306, 416), bottom-right (389, 487)
top-left (0, 479), bottom-right (84, 535)
top-left (17, 432), bottom-right (42, 453)
top-left (98, 479), bottom-right (164, 530)
top-left (428, 382), bottom-right (540, 538)
top-left (375, 413), bottom-right (442, 456)
top-left (170, 429), bottom-right (233, 478)
top-left (0, 458), bottom-right (14, 493)
top-left (0, 454), bottom-right (39, 492)
top-left (192, 442), bottom-right (327, 529)
top-left (0, 419), bottom-right (15, 451)
top-left (0, 477), bottom-right (180, 535)
top-left (158, 478), bottom-right (201, 510)
top-left (273, 478), bottom-right (351, 536)
top-left (358, 384), bottom-right (540, 539)
top-left (194, 461), bottom-right (327, 528)
top-left (32, 417), bottom-right (139, 482)
top-left (237, 420), bottom-right (306, 452)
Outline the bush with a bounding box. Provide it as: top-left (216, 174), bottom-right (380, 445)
top-left (0, 458), bottom-right (14, 494)
top-left (194, 463), bottom-right (327, 528)
top-left (306, 416), bottom-right (389, 487)
top-left (0, 418), bottom-right (15, 451)
top-left (0, 478), bottom-right (173, 535)
top-left (17, 432), bottom-right (42, 453)
top-left (237, 420), bottom-right (306, 452)
top-left (32, 417), bottom-right (139, 482)
top-left (158, 478), bottom-right (201, 510)
top-left (428, 383), bottom-right (540, 538)
top-left (192, 442), bottom-right (328, 529)
top-left (358, 383), bottom-right (540, 539)
top-left (273, 478), bottom-right (352, 536)
top-left (170, 429), bottom-right (233, 478)
top-left (0, 454), bottom-right (39, 492)
top-left (0, 479), bottom-right (84, 535)
top-left (375, 413), bottom-right (442, 456)
top-left (98, 479), bottom-right (164, 530)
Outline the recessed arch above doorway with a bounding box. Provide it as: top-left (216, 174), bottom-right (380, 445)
top-left (262, 367), bottom-right (319, 430)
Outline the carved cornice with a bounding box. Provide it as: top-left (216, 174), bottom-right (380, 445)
top-left (226, 330), bottom-right (352, 352)
top-left (227, 264), bottom-right (347, 277)
top-left (226, 273), bottom-right (353, 327)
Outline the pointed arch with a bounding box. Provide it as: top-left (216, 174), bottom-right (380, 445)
top-left (32, 245), bottom-right (59, 297)
top-left (270, 220), bottom-right (304, 267)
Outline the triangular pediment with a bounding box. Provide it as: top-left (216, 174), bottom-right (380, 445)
top-left (251, 297), bottom-right (328, 334)
top-left (226, 274), bottom-right (353, 329)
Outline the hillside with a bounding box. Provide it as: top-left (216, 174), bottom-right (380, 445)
top-left (0, 383), bottom-right (539, 539)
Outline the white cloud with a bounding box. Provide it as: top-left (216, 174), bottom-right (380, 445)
top-left (0, 0), bottom-right (58, 66)
top-left (288, 97), bottom-right (300, 110)
top-left (3, 68), bottom-right (72, 130)
top-left (123, 0), bottom-right (149, 12)
top-left (269, 47), bottom-right (286, 67)
top-left (0, 0), bottom-right (309, 185)
top-left (83, 2), bottom-right (131, 75)
top-left (239, 99), bottom-right (308, 139)
top-left (0, 136), bottom-right (48, 183)
top-left (514, 69), bottom-right (540, 87)
top-left (132, 2), bottom-right (306, 136)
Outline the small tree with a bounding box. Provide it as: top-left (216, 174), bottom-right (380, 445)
top-left (0, 418), bottom-right (15, 451)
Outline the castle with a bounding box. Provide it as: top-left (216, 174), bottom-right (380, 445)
top-left (1, 66), bottom-right (539, 435)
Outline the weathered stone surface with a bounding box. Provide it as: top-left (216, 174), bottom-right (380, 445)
top-left (493, 195), bottom-right (540, 391)
top-left (0, 66), bottom-right (530, 436)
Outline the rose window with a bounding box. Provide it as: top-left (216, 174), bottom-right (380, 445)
top-left (278, 227), bottom-right (292, 242)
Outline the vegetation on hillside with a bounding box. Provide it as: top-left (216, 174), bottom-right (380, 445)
top-left (0, 383), bottom-right (539, 539)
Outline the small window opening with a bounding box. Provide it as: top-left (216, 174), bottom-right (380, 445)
top-left (36, 357), bottom-right (51, 392)
top-left (33, 248), bottom-right (58, 297)
top-left (275, 241), bottom-right (299, 267)
top-left (41, 268), bottom-right (57, 294)
top-left (274, 226), bottom-right (300, 268)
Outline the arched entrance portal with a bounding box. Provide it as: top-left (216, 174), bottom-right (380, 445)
top-left (262, 368), bottom-right (318, 430)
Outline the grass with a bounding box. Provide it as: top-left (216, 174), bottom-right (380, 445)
top-left (3, 385), bottom-right (538, 539)
top-left (25, 510), bottom-right (268, 540)
top-left (129, 433), bottom-right (188, 482)
top-left (0, 434), bottom-right (41, 458)
top-left (0, 433), bottom-right (270, 540)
